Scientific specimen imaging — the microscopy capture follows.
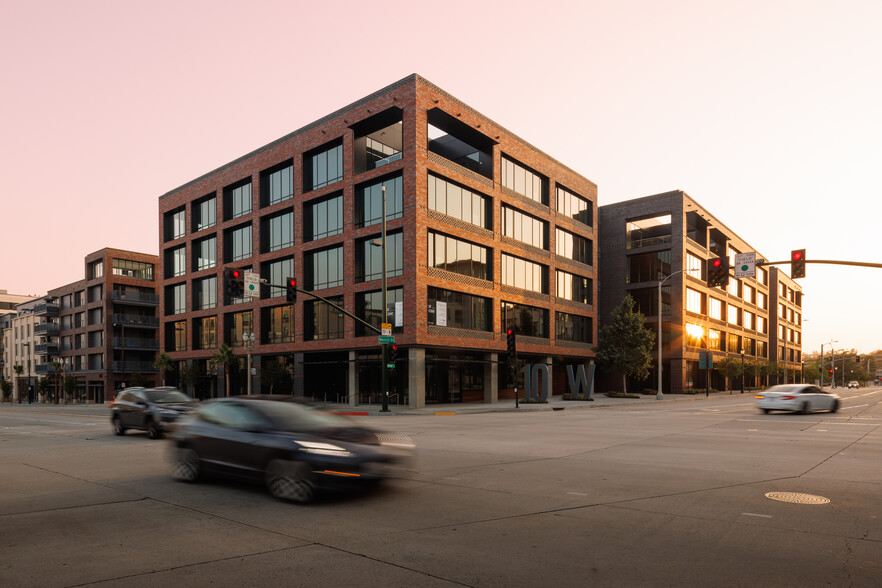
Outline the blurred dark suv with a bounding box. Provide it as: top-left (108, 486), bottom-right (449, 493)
top-left (110, 387), bottom-right (196, 439)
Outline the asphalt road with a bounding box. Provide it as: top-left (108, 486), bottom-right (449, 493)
top-left (1, 388), bottom-right (881, 587)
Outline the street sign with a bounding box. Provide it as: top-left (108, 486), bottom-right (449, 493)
top-left (379, 335), bottom-right (395, 344)
top-left (244, 271), bottom-right (260, 298)
top-left (381, 323), bottom-right (392, 337)
top-left (734, 252), bottom-right (756, 279)
top-left (699, 351), bottom-right (714, 370)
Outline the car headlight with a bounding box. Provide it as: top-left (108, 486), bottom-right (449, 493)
top-left (294, 440), bottom-right (351, 457)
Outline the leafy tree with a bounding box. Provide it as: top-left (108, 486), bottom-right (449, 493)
top-left (178, 361), bottom-right (197, 395)
top-left (36, 377), bottom-right (50, 403)
top-left (63, 375), bottom-right (77, 404)
top-left (260, 359), bottom-right (290, 395)
top-left (802, 362), bottom-right (821, 384)
top-left (13, 364), bottom-right (23, 402)
top-left (153, 352), bottom-right (174, 386)
top-left (211, 343), bottom-right (239, 398)
top-left (51, 360), bottom-right (63, 404)
top-left (1, 379), bottom-right (12, 402)
top-left (594, 295), bottom-right (655, 394)
top-left (715, 357), bottom-right (742, 391)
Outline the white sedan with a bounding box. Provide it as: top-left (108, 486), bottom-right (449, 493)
top-left (755, 384), bottom-right (840, 414)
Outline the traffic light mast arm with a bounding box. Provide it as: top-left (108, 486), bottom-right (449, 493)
top-left (756, 259), bottom-right (882, 269)
top-left (264, 280), bottom-right (382, 334)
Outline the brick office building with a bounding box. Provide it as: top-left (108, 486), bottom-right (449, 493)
top-left (599, 191), bottom-right (802, 394)
top-left (158, 74), bottom-right (598, 407)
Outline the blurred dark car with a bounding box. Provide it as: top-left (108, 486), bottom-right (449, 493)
top-left (167, 396), bottom-right (414, 503)
top-left (110, 387), bottom-right (197, 439)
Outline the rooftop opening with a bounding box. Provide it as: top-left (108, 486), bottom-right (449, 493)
top-left (426, 108), bottom-right (494, 179)
top-left (351, 107), bottom-right (403, 175)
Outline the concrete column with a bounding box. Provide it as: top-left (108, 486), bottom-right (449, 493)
top-left (408, 347), bottom-right (426, 409)
top-left (484, 352), bottom-right (498, 404)
top-left (545, 355), bottom-right (553, 399)
top-left (251, 354), bottom-right (262, 395)
top-left (348, 351), bottom-right (358, 406)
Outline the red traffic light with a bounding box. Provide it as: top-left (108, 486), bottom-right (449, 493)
top-left (506, 328), bottom-right (513, 335)
top-left (792, 251), bottom-right (803, 261)
top-left (232, 269), bottom-right (241, 278)
top-left (711, 258), bottom-right (722, 268)
top-left (288, 278), bottom-right (297, 287)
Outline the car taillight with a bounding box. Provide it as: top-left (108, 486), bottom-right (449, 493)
top-left (781, 395), bottom-right (796, 400)
top-left (754, 395), bottom-right (764, 399)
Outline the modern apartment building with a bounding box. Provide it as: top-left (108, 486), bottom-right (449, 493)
top-left (599, 191), bottom-right (802, 394)
top-left (158, 74), bottom-right (598, 406)
top-left (40, 249), bottom-right (160, 402)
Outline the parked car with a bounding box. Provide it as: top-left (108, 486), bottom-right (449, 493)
top-left (110, 387), bottom-right (197, 439)
top-left (167, 396), bottom-right (415, 503)
top-left (755, 384), bottom-right (840, 414)
top-left (848, 381), bottom-right (859, 389)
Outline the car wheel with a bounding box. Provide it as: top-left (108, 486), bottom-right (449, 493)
top-left (800, 402), bottom-right (810, 415)
top-left (146, 419), bottom-right (162, 440)
top-left (266, 459), bottom-right (316, 503)
top-left (170, 447), bottom-right (200, 482)
top-left (112, 416), bottom-right (126, 436)
top-left (760, 408), bottom-right (770, 414)
top-left (831, 400), bottom-right (839, 413)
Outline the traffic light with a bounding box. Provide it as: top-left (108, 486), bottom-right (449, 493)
top-left (285, 277), bottom-right (298, 303)
top-left (791, 249), bottom-right (806, 279)
top-left (707, 257), bottom-right (729, 288)
top-left (390, 344), bottom-right (399, 367)
top-left (224, 268), bottom-right (244, 298)
top-left (506, 328), bottom-right (517, 363)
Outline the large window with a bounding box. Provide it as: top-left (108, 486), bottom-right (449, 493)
top-left (264, 257), bottom-right (294, 299)
top-left (262, 162), bottom-right (294, 206)
top-left (686, 252), bottom-right (703, 280)
top-left (195, 316), bottom-right (217, 350)
top-left (556, 270), bottom-right (592, 305)
top-left (305, 296), bottom-right (344, 340)
top-left (167, 321), bottom-right (186, 352)
top-left (305, 141), bottom-right (343, 191)
top-left (427, 173), bottom-right (490, 229)
top-left (193, 194), bottom-right (217, 232)
top-left (194, 276), bottom-right (217, 310)
top-left (501, 301), bottom-right (548, 338)
top-left (165, 283), bottom-right (186, 315)
top-left (306, 245), bottom-right (344, 290)
top-left (708, 328), bottom-right (723, 350)
top-left (164, 207), bottom-right (185, 241)
top-left (502, 205), bottom-right (547, 249)
top-left (501, 155), bottom-right (548, 205)
top-left (225, 224), bottom-right (252, 263)
top-left (556, 312), bottom-right (592, 343)
top-left (224, 181), bottom-right (252, 220)
top-left (555, 228), bottom-right (591, 265)
top-left (112, 259), bottom-right (154, 281)
top-left (709, 297), bottom-right (723, 320)
top-left (262, 211), bottom-right (293, 252)
top-left (427, 231), bottom-right (490, 280)
top-left (626, 214), bottom-right (671, 249)
top-left (165, 246), bottom-right (186, 278)
top-left (686, 287), bottom-right (703, 314)
top-left (685, 323), bottom-right (704, 347)
top-left (357, 231), bottom-right (403, 282)
top-left (626, 250), bottom-right (671, 284)
top-left (356, 174), bottom-right (403, 228)
top-left (304, 192), bottom-right (344, 241)
top-left (427, 287), bottom-right (491, 331)
top-left (556, 186), bottom-right (592, 226)
top-left (228, 311), bottom-right (253, 347)
top-left (355, 288), bottom-right (403, 336)
top-left (193, 236), bottom-right (217, 271)
top-left (264, 305), bottom-right (295, 344)
top-left (502, 254), bottom-right (548, 294)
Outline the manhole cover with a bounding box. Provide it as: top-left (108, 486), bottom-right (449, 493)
top-left (765, 492), bottom-right (830, 505)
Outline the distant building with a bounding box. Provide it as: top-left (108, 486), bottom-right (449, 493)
top-left (599, 190), bottom-right (802, 394)
top-left (158, 74), bottom-right (598, 405)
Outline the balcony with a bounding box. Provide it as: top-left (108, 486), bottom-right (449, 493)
top-left (111, 313), bottom-right (159, 328)
top-left (113, 337), bottom-right (160, 351)
top-left (35, 343), bottom-right (60, 356)
top-left (112, 361), bottom-right (158, 373)
top-left (112, 291), bottom-right (159, 307)
top-left (36, 363), bottom-right (57, 375)
top-left (34, 302), bottom-right (60, 316)
top-left (35, 322), bottom-right (60, 336)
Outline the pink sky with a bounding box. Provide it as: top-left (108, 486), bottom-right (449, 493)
top-left (2, 0), bottom-right (880, 354)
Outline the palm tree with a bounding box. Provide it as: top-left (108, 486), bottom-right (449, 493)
top-left (210, 343), bottom-right (239, 398)
top-left (13, 365), bottom-right (23, 403)
top-left (153, 352), bottom-right (174, 387)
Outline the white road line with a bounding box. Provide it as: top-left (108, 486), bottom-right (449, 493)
top-left (567, 492), bottom-right (588, 496)
top-left (742, 513), bottom-right (773, 518)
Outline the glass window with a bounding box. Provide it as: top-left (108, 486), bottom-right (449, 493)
top-left (304, 192), bottom-right (344, 241)
top-left (556, 312), bottom-right (592, 343)
top-left (502, 205), bottom-right (548, 249)
top-left (193, 236), bottom-right (217, 271)
top-left (193, 194), bottom-right (217, 232)
top-left (306, 245), bottom-right (344, 290)
top-left (264, 257), bottom-right (294, 299)
top-left (501, 155), bottom-right (548, 204)
top-left (112, 259), bottom-right (155, 281)
top-left (626, 214), bottom-right (671, 249)
top-left (685, 323), bottom-right (705, 347)
top-left (265, 305), bottom-right (295, 344)
top-left (708, 328), bottom-right (722, 350)
top-left (357, 231), bottom-right (403, 283)
top-left (164, 207), bottom-right (185, 241)
top-left (427, 173), bottom-right (490, 229)
top-left (427, 231), bottom-right (490, 280)
top-left (226, 224), bottom-right (252, 263)
top-left (501, 301), bottom-right (549, 338)
top-left (686, 253), bottom-right (703, 280)
top-left (427, 287), bottom-right (491, 331)
top-left (305, 141), bottom-right (343, 191)
top-left (626, 250), bottom-right (671, 284)
top-left (708, 297), bottom-right (723, 320)
top-left (228, 311), bottom-right (253, 347)
top-left (686, 287), bottom-right (703, 314)
top-left (195, 316), bottom-right (217, 350)
top-left (556, 185), bottom-right (592, 226)
top-left (305, 296), bottom-right (344, 340)
top-left (165, 246), bottom-right (186, 278)
top-left (263, 212), bottom-right (294, 253)
top-left (555, 228), bottom-right (591, 264)
top-left (263, 163), bottom-right (294, 206)
top-left (356, 174), bottom-right (403, 228)
top-left (556, 270), bottom-right (592, 305)
top-left (88, 260), bottom-right (104, 279)
top-left (194, 275), bottom-right (217, 310)
top-left (502, 253), bottom-right (548, 294)
top-left (226, 182), bottom-right (252, 220)
top-left (355, 288), bottom-right (403, 336)
top-left (166, 283), bottom-right (186, 316)
top-left (728, 304), bottom-right (741, 326)
top-left (167, 320), bottom-right (186, 352)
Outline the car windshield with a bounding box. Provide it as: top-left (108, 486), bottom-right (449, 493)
top-left (766, 385), bottom-right (803, 393)
top-left (250, 400), bottom-right (356, 432)
top-left (144, 389), bottom-right (192, 404)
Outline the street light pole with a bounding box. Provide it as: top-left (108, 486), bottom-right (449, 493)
top-left (657, 269), bottom-right (685, 400)
top-left (380, 185), bottom-right (390, 413)
top-left (242, 331), bottom-right (255, 395)
top-left (822, 339), bottom-right (837, 388)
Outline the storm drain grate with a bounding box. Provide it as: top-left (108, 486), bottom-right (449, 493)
top-left (765, 492), bottom-right (830, 505)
